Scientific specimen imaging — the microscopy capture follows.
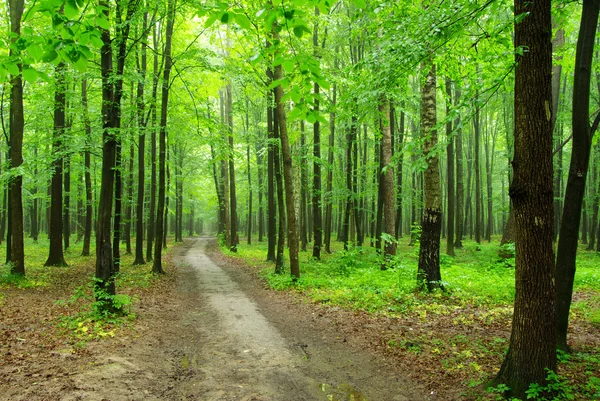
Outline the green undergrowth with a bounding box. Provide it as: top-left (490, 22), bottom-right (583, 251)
top-left (228, 237), bottom-right (600, 323)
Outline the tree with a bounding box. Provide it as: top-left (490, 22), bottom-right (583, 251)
top-left (380, 98), bottom-right (396, 267)
top-left (153, 0), bottom-right (176, 274)
top-left (494, 0), bottom-right (556, 396)
top-left (8, 0), bottom-right (25, 276)
top-left (45, 62), bottom-right (68, 267)
top-left (445, 78), bottom-right (455, 256)
top-left (417, 64), bottom-right (442, 291)
top-left (555, 0), bottom-right (600, 353)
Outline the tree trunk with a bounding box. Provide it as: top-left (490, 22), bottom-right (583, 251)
top-left (381, 98), bottom-right (396, 268)
top-left (312, 8), bottom-right (322, 259)
top-left (395, 106), bottom-right (405, 239)
top-left (445, 79), bottom-right (455, 256)
top-left (300, 122), bottom-right (308, 252)
top-left (454, 87), bottom-right (464, 248)
top-left (417, 64), bottom-right (442, 291)
top-left (45, 62), bottom-right (67, 267)
top-left (226, 83), bottom-right (238, 252)
top-left (324, 77), bottom-right (336, 253)
top-left (266, 79), bottom-right (276, 262)
top-left (273, 37), bottom-right (300, 279)
top-left (81, 79), bottom-right (93, 257)
top-left (124, 140), bottom-right (134, 254)
top-left (31, 148), bottom-right (38, 242)
top-left (474, 88), bottom-right (482, 244)
top-left (273, 103), bottom-right (286, 273)
top-left (8, 0), bottom-right (25, 275)
top-left (555, 0), bottom-right (600, 353)
top-left (63, 153), bottom-right (71, 251)
top-left (133, 14), bottom-right (148, 265)
top-left (152, 0), bottom-right (175, 274)
top-left (494, 0), bottom-right (557, 396)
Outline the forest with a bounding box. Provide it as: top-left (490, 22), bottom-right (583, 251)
top-left (1, 0), bottom-right (600, 400)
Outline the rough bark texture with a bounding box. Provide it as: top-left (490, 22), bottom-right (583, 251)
top-left (152, 0), bottom-right (175, 274)
top-left (312, 9), bottom-right (322, 259)
top-left (380, 98), bottom-right (396, 267)
top-left (45, 62), bottom-right (67, 267)
top-left (8, 0), bottom-right (25, 275)
top-left (273, 103), bottom-right (286, 274)
top-left (494, 0), bottom-right (557, 396)
top-left (266, 78), bottom-right (276, 262)
top-left (474, 89), bottom-right (482, 244)
top-left (226, 83), bottom-right (238, 252)
top-left (417, 65), bottom-right (442, 291)
top-left (273, 42), bottom-right (300, 279)
top-left (324, 79), bottom-right (336, 253)
top-left (555, 0), bottom-right (600, 353)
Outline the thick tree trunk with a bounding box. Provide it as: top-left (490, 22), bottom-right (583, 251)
top-left (45, 62), bottom-right (67, 267)
top-left (152, 0), bottom-right (175, 274)
top-left (494, 0), bottom-right (557, 396)
top-left (273, 104), bottom-right (286, 273)
top-left (417, 65), bottom-right (442, 291)
top-left (8, 0), bottom-right (25, 275)
top-left (555, 0), bottom-right (600, 353)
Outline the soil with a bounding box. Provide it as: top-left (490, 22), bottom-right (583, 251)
top-left (0, 238), bottom-right (429, 401)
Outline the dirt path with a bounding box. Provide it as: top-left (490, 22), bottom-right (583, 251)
top-left (3, 238), bottom-right (425, 401)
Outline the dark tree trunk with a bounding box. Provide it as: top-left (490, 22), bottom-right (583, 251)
top-left (8, 0), bottom-right (25, 275)
top-left (417, 64), bottom-right (442, 291)
top-left (133, 13), bottom-right (148, 265)
top-left (474, 88), bottom-right (482, 244)
top-left (555, 0), bottom-right (600, 353)
top-left (45, 62), bottom-right (67, 267)
top-left (395, 106), bottom-right (405, 239)
top-left (445, 79), bottom-right (455, 256)
top-left (81, 79), bottom-right (93, 257)
top-left (273, 41), bottom-right (300, 279)
top-left (124, 140), bottom-right (134, 254)
top-left (273, 104), bottom-right (286, 274)
top-left (31, 148), bottom-right (38, 242)
top-left (454, 87), bottom-right (464, 248)
top-left (146, 21), bottom-right (160, 263)
top-left (300, 122), bottom-right (308, 252)
top-left (312, 9), bottom-right (322, 259)
top-left (324, 76), bottom-right (336, 253)
top-left (494, 0), bottom-right (557, 397)
top-left (152, 0), bottom-right (175, 274)
top-left (266, 80), bottom-right (276, 262)
top-left (63, 153), bottom-right (71, 251)
top-left (247, 144), bottom-right (252, 245)
top-left (226, 83), bottom-right (238, 252)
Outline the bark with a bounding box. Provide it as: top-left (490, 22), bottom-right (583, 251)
top-left (45, 62), bottom-right (67, 267)
top-left (273, 35), bottom-right (300, 279)
top-left (247, 144), bottom-right (252, 245)
top-left (417, 64), bottom-right (442, 291)
top-left (555, 0), bottom-right (600, 353)
top-left (453, 84), bottom-right (465, 249)
top-left (312, 8), bottom-right (322, 259)
top-left (146, 21), bottom-right (160, 263)
top-left (324, 76), bottom-right (336, 253)
top-left (552, 27), bottom-right (565, 240)
top-left (266, 79), bottom-right (276, 262)
top-left (31, 148), bottom-right (38, 241)
top-left (81, 79), bottom-right (93, 257)
top-left (395, 106), bottom-right (405, 239)
top-left (124, 140), bottom-right (134, 254)
top-left (133, 14), bottom-right (148, 265)
top-left (381, 98), bottom-right (396, 268)
top-left (8, 0), bottom-right (25, 275)
top-left (273, 103), bottom-right (286, 273)
top-left (152, 0), bottom-right (175, 274)
top-left (445, 79), bottom-right (455, 256)
top-left (226, 83), bottom-right (238, 252)
top-left (494, 0), bottom-right (557, 396)
top-left (300, 122), bottom-right (308, 251)
top-left (474, 88), bottom-right (482, 244)
top-left (63, 153), bottom-right (71, 251)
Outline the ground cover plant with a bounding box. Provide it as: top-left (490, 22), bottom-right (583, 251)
top-left (226, 236), bottom-right (600, 400)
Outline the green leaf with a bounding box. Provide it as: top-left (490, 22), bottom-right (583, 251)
top-left (42, 49), bottom-right (59, 63)
top-left (6, 63), bottom-right (19, 77)
top-left (235, 13), bottom-right (251, 30)
top-left (96, 15), bottom-right (110, 30)
top-left (220, 12), bottom-right (230, 23)
top-left (22, 67), bottom-right (38, 83)
top-left (282, 60), bottom-right (294, 73)
top-left (89, 33), bottom-right (104, 48)
top-left (73, 54), bottom-right (88, 72)
top-left (290, 90), bottom-right (301, 104)
top-left (64, 0), bottom-right (79, 19)
top-left (352, 0), bottom-right (367, 8)
top-left (26, 44), bottom-right (44, 60)
top-left (205, 13), bottom-right (218, 27)
top-left (293, 26), bottom-right (304, 38)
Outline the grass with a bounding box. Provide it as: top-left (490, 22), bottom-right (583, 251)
top-left (226, 234), bottom-right (600, 400)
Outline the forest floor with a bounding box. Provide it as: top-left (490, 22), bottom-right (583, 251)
top-left (1, 237), bottom-right (435, 401)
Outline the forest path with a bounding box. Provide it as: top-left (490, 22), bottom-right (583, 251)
top-left (56, 237), bottom-right (423, 401)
